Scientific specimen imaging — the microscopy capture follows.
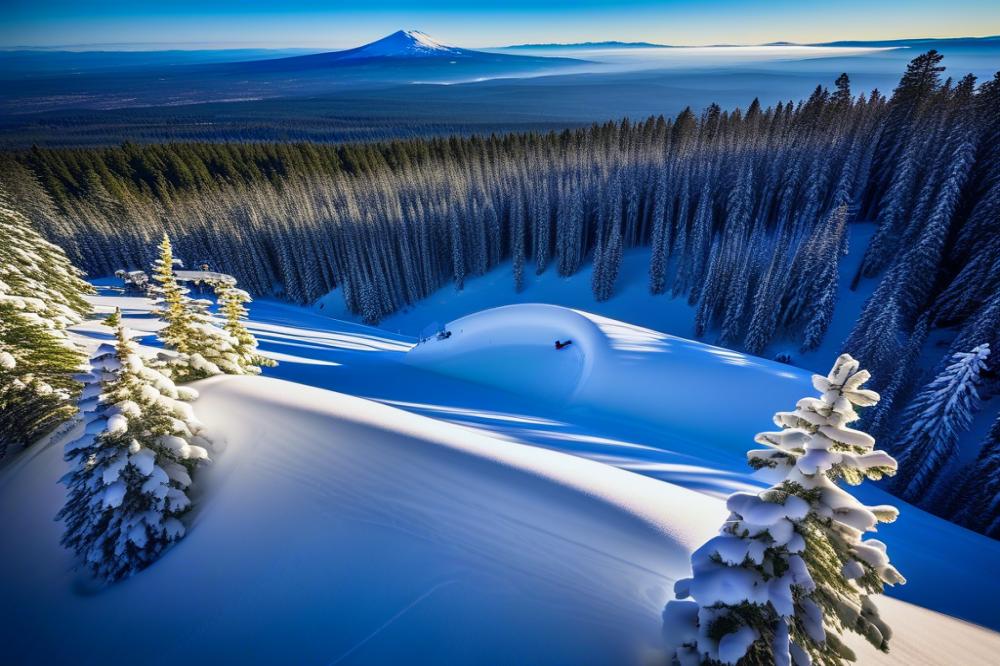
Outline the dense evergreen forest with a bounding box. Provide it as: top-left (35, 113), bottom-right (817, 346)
top-left (2, 51), bottom-right (999, 534)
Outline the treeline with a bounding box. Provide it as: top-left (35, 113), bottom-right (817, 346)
top-left (10, 139), bottom-right (476, 206)
top-left (3, 52), bottom-right (999, 535)
top-left (6, 74), bottom-right (885, 349)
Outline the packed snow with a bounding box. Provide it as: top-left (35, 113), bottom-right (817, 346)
top-left (1, 289), bottom-right (998, 663)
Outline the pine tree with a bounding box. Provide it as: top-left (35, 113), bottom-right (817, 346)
top-left (649, 170), bottom-right (670, 294)
top-left (0, 193), bottom-right (92, 458)
top-left (173, 295), bottom-right (242, 381)
top-left (893, 344), bottom-right (991, 502)
top-left (150, 235), bottom-right (247, 381)
top-left (151, 234), bottom-right (194, 354)
top-left (216, 281), bottom-right (276, 374)
top-left (800, 206), bottom-right (848, 352)
top-left (953, 414), bottom-right (1000, 537)
top-left (57, 312), bottom-right (210, 582)
top-left (664, 355), bottom-right (903, 666)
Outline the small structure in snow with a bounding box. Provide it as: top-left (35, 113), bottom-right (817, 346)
top-left (114, 269), bottom-right (151, 295)
top-left (773, 351), bottom-right (794, 365)
top-left (175, 269), bottom-right (236, 295)
top-left (174, 269), bottom-right (235, 286)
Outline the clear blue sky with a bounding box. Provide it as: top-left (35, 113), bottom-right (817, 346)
top-left (3, 0), bottom-right (998, 49)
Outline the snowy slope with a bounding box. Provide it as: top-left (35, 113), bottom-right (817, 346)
top-left (1, 290), bottom-right (999, 663)
top-left (77, 288), bottom-right (1000, 627)
top-left (0, 374), bottom-right (723, 664)
top-left (1, 372), bottom-right (996, 664)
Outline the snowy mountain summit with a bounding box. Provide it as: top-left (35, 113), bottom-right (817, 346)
top-left (231, 28), bottom-right (582, 74)
top-left (338, 30), bottom-right (467, 59)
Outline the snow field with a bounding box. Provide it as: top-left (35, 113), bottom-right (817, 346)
top-left (1, 292), bottom-right (999, 664)
top-left (409, 303), bottom-right (813, 447)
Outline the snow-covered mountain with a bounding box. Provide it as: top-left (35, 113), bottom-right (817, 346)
top-left (335, 29), bottom-right (468, 59)
top-left (248, 29), bottom-right (582, 68)
top-left (217, 29), bottom-right (585, 85)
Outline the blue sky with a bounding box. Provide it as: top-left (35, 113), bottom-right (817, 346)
top-left (3, 0), bottom-right (998, 49)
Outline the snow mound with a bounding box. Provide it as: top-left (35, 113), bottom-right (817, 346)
top-left (407, 303), bottom-right (812, 445)
top-left (0, 374), bottom-right (723, 664)
top-left (407, 303), bottom-right (604, 402)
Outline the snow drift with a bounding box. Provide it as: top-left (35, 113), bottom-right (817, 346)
top-left (407, 303), bottom-right (811, 445)
top-left (0, 374), bottom-right (724, 664)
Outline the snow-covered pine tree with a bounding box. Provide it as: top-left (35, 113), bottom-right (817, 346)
top-left (150, 233), bottom-right (194, 353)
top-left (664, 354), bottom-right (903, 666)
top-left (449, 203), bottom-right (466, 290)
top-left (172, 294), bottom-right (242, 381)
top-left (57, 310), bottom-right (210, 581)
top-left (865, 314), bottom-right (930, 447)
top-left (216, 281), bottom-right (275, 374)
top-left (648, 170), bottom-right (670, 294)
top-left (892, 344), bottom-right (991, 502)
top-left (150, 234), bottom-right (244, 382)
top-left (800, 206), bottom-right (849, 352)
top-left (952, 413), bottom-right (1000, 537)
top-left (0, 193), bottom-right (93, 458)
top-left (511, 196), bottom-right (526, 292)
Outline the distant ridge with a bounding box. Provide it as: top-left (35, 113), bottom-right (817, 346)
top-left (501, 40), bottom-right (671, 49)
top-left (504, 34), bottom-right (1000, 50)
top-left (771, 34), bottom-right (1000, 47)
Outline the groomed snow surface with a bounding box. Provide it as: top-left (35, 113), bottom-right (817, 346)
top-left (1, 291), bottom-right (998, 664)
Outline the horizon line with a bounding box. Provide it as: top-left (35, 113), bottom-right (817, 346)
top-left (2, 31), bottom-right (998, 53)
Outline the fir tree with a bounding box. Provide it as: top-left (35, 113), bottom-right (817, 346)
top-left (172, 295), bottom-right (242, 381)
top-left (893, 344), bottom-right (991, 502)
top-left (57, 312), bottom-right (210, 582)
top-left (953, 414), bottom-right (1000, 537)
top-left (150, 234), bottom-right (193, 354)
top-left (216, 281), bottom-right (276, 374)
top-left (0, 193), bottom-right (92, 458)
top-left (150, 235), bottom-right (246, 381)
top-left (664, 355), bottom-right (903, 666)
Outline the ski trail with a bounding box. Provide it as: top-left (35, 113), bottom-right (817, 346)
top-left (327, 579), bottom-right (458, 665)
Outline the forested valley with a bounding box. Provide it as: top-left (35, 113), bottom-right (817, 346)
top-left (2, 50), bottom-right (999, 535)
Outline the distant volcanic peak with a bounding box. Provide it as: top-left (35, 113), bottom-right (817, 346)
top-left (341, 30), bottom-right (466, 59)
